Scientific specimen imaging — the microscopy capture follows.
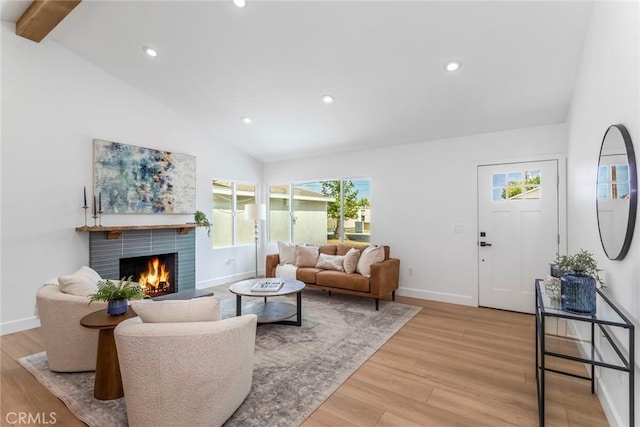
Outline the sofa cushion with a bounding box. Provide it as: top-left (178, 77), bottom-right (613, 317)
top-left (356, 245), bottom-right (385, 277)
top-left (130, 296), bottom-right (221, 323)
top-left (315, 253), bottom-right (345, 271)
top-left (296, 267), bottom-right (322, 284)
top-left (337, 244), bottom-right (366, 256)
top-left (343, 248), bottom-right (361, 274)
top-left (277, 241), bottom-right (297, 265)
top-left (319, 245), bottom-right (337, 256)
top-left (296, 246), bottom-right (319, 267)
top-left (316, 271), bottom-right (370, 293)
top-left (58, 266), bottom-right (101, 297)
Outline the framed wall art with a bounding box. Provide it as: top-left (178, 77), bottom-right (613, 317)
top-left (94, 139), bottom-right (196, 214)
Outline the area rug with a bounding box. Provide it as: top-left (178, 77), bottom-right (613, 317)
top-left (19, 290), bottom-right (421, 426)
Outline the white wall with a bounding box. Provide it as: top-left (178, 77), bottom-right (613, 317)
top-left (566, 2), bottom-right (639, 425)
top-left (0, 23), bottom-right (261, 334)
top-left (264, 123), bottom-right (567, 306)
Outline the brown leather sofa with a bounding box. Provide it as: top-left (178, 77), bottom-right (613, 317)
top-left (265, 244), bottom-right (399, 310)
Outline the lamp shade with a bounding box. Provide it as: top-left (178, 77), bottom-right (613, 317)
top-left (245, 203), bottom-right (266, 221)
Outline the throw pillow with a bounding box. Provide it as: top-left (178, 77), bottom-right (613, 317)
top-left (58, 266), bottom-right (101, 297)
top-left (356, 245), bottom-right (385, 277)
top-left (315, 253), bottom-right (345, 271)
top-left (277, 241), bottom-right (297, 265)
top-left (296, 245), bottom-right (319, 268)
top-left (130, 296), bottom-right (221, 323)
top-left (343, 248), bottom-right (362, 274)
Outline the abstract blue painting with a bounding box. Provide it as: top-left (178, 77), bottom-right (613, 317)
top-left (94, 139), bottom-right (196, 214)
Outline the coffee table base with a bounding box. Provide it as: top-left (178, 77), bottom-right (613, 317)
top-left (235, 293), bottom-right (302, 326)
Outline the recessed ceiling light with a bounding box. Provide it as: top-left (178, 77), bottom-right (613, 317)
top-left (241, 117), bottom-right (252, 124)
top-left (445, 61), bottom-right (461, 72)
top-left (143, 46), bottom-right (158, 57)
top-left (321, 95), bottom-right (335, 104)
top-left (231, 0), bottom-right (248, 8)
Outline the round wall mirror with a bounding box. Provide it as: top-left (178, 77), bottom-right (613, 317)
top-left (596, 124), bottom-right (637, 260)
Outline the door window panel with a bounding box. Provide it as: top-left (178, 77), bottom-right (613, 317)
top-left (492, 169), bottom-right (541, 201)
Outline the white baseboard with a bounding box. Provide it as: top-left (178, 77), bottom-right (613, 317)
top-left (566, 320), bottom-right (626, 427)
top-left (597, 378), bottom-right (625, 427)
top-left (197, 271), bottom-right (257, 288)
top-left (1, 316), bottom-right (40, 336)
top-left (396, 287), bottom-right (475, 307)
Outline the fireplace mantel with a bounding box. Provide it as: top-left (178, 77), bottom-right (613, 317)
top-left (76, 223), bottom-right (198, 240)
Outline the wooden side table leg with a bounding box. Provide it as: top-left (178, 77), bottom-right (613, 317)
top-left (94, 329), bottom-right (124, 400)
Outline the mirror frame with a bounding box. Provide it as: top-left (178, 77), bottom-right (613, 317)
top-left (596, 124), bottom-right (637, 260)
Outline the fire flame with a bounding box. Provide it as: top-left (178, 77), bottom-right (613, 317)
top-left (138, 257), bottom-right (170, 292)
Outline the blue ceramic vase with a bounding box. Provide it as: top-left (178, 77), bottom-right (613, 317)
top-left (107, 299), bottom-right (128, 316)
top-left (560, 272), bottom-right (596, 315)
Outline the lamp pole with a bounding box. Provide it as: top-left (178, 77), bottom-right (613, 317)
top-left (253, 219), bottom-right (259, 278)
top-left (245, 203), bottom-right (266, 278)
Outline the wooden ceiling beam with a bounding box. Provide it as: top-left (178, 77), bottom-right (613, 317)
top-left (16, 0), bottom-right (82, 43)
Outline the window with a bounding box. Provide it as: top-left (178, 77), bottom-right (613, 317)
top-left (598, 164), bottom-right (630, 200)
top-left (269, 178), bottom-right (371, 245)
top-left (212, 180), bottom-right (256, 247)
top-left (269, 185), bottom-right (290, 242)
top-left (492, 170), bottom-right (541, 201)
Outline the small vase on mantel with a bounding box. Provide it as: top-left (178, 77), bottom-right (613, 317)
top-left (560, 272), bottom-right (596, 315)
top-left (107, 299), bottom-right (129, 316)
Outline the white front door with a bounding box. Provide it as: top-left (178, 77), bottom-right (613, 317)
top-left (478, 160), bottom-right (559, 314)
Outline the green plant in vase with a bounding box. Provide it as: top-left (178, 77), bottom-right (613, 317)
top-left (553, 250), bottom-right (604, 285)
top-left (194, 210), bottom-right (212, 237)
top-left (89, 276), bottom-right (145, 316)
top-left (551, 249), bottom-right (603, 315)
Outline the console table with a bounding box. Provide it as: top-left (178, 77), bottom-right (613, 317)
top-left (535, 279), bottom-right (634, 427)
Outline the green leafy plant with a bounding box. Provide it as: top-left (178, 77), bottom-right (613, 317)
top-left (89, 277), bottom-right (145, 303)
top-left (553, 249), bottom-right (604, 285)
top-left (194, 210), bottom-right (211, 237)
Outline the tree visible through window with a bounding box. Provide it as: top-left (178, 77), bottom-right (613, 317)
top-left (493, 170), bottom-right (541, 201)
top-left (271, 178), bottom-right (371, 245)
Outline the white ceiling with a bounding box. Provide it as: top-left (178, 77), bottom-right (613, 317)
top-left (2, 1), bottom-right (593, 162)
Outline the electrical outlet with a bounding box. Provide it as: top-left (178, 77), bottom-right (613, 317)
top-left (408, 267), bottom-right (414, 276)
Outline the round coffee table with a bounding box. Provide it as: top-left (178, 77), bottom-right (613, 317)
top-left (229, 279), bottom-right (305, 326)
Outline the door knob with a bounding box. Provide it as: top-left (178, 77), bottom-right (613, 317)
top-left (480, 241), bottom-right (492, 247)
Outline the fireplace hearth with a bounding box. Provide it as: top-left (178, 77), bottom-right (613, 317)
top-left (120, 253), bottom-right (177, 297)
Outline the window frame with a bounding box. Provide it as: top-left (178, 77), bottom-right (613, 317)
top-left (212, 179), bottom-right (257, 248)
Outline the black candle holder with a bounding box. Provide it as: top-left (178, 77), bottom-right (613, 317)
top-left (98, 210), bottom-right (103, 226)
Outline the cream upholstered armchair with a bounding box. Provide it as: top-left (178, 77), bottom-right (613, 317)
top-left (114, 313), bottom-right (257, 427)
top-left (35, 279), bottom-right (107, 372)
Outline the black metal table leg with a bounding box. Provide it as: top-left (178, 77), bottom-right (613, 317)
top-left (236, 295), bottom-right (242, 316)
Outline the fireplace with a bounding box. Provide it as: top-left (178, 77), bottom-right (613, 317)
top-left (120, 253), bottom-right (177, 297)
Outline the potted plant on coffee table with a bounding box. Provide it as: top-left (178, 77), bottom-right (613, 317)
top-left (89, 276), bottom-right (145, 316)
top-left (552, 250), bottom-right (603, 315)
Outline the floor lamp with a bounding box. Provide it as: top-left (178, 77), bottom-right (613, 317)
top-left (245, 203), bottom-right (266, 278)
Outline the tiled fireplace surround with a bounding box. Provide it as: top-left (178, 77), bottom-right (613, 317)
top-left (88, 229), bottom-right (196, 293)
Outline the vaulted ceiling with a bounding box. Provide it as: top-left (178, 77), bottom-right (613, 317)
top-left (2, 1), bottom-right (593, 162)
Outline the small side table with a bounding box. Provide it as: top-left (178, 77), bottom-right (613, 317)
top-left (80, 308), bottom-right (137, 400)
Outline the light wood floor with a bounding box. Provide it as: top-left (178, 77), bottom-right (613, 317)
top-left (1, 296), bottom-right (608, 426)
